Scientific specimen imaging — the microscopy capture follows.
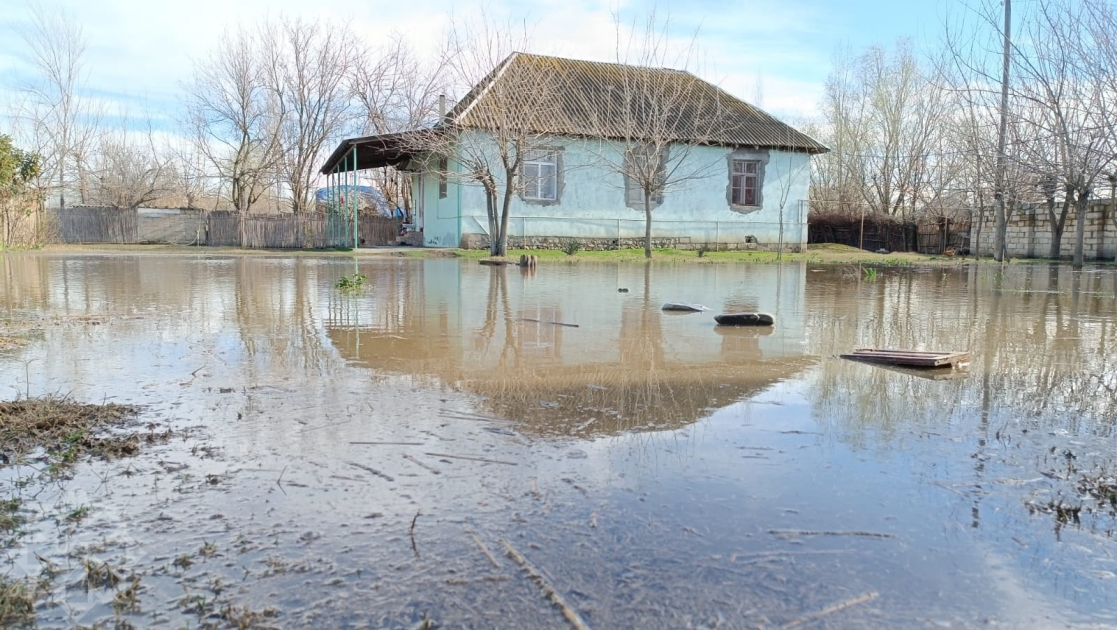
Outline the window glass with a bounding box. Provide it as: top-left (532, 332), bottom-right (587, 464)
top-left (624, 146), bottom-right (666, 208)
top-left (523, 150), bottom-right (558, 201)
top-left (731, 159), bottom-right (760, 206)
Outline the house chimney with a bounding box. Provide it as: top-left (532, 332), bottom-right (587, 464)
top-left (439, 94), bottom-right (446, 122)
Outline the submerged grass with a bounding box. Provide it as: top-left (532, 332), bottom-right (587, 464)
top-left (455, 244), bottom-right (964, 266)
top-left (0, 575), bottom-right (37, 628)
top-left (0, 396), bottom-right (140, 465)
top-left (0, 336), bottom-right (28, 352)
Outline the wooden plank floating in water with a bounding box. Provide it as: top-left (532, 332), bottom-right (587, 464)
top-left (714, 313), bottom-right (774, 327)
top-left (521, 318), bottom-right (579, 328)
top-left (840, 348), bottom-right (971, 369)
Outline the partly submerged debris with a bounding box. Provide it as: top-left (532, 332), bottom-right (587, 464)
top-left (840, 348), bottom-right (971, 369)
top-left (714, 313), bottom-right (774, 327)
top-left (662, 303), bottom-right (709, 312)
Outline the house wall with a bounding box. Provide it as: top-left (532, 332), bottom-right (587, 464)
top-left (417, 132), bottom-right (813, 249)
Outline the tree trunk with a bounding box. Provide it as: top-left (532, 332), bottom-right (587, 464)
top-left (973, 206), bottom-right (983, 260)
top-left (1073, 191), bottom-right (1089, 268)
top-left (994, 196), bottom-right (1006, 262)
top-left (777, 204), bottom-right (785, 260)
top-left (644, 189), bottom-right (653, 259)
top-left (497, 185), bottom-right (514, 257)
top-left (485, 189), bottom-right (498, 256)
top-left (1047, 197), bottom-right (1070, 259)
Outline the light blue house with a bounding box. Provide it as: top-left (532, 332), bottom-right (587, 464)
top-left (321, 53), bottom-right (827, 250)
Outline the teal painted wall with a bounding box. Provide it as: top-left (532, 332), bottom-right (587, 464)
top-left (417, 132), bottom-right (814, 248)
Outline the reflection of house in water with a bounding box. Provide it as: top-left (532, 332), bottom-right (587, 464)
top-left (327, 261), bottom-right (815, 436)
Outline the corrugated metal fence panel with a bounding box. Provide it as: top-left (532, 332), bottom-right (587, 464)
top-left (136, 209), bottom-right (207, 244)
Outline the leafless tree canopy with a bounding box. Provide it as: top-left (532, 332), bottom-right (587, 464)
top-left (577, 13), bottom-right (730, 258)
top-left (409, 14), bottom-right (566, 256)
top-left (262, 17), bottom-right (358, 213)
top-left (184, 25), bottom-right (281, 214)
top-left (85, 123), bottom-right (172, 210)
top-left (813, 41), bottom-right (952, 221)
top-left (814, 0), bottom-right (1117, 263)
top-left (12, 2), bottom-right (99, 209)
top-left (350, 37), bottom-right (451, 215)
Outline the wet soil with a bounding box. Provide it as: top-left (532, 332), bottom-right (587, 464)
top-left (0, 254), bottom-right (1116, 628)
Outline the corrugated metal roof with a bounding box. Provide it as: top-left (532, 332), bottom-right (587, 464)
top-left (445, 52), bottom-right (828, 153)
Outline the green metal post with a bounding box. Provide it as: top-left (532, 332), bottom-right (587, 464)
top-left (352, 147), bottom-right (358, 249)
top-left (345, 152), bottom-right (352, 247)
top-left (326, 169), bottom-right (331, 248)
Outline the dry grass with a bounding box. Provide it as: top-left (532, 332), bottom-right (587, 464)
top-left (0, 336), bottom-right (28, 352)
top-left (0, 396), bottom-right (141, 465)
top-left (0, 575), bottom-right (37, 628)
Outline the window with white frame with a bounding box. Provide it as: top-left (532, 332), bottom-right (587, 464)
top-left (624, 145), bottom-right (667, 209)
top-left (522, 150), bottom-right (559, 201)
top-left (730, 159), bottom-right (760, 206)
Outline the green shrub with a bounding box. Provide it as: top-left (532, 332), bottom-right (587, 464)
top-left (335, 273), bottom-right (367, 291)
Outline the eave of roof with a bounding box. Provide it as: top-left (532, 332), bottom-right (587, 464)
top-left (319, 130), bottom-right (440, 174)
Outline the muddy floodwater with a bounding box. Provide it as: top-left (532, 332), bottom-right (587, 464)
top-left (2, 254), bottom-right (1117, 629)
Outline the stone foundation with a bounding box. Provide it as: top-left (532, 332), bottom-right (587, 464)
top-left (458, 233), bottom-right (800, 253)
top-left (394, 231), bottom-right (423, 247)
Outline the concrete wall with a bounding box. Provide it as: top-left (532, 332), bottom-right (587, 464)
top-left (418, 132), bottom-right (813, 249)
top-left (973, 201), bottom-right (1117, 260)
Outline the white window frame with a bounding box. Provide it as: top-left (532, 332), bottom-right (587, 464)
top-left (522, 150), bottom-right (559, 201)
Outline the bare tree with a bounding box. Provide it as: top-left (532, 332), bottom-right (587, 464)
top-left (1011, 0), bottom-right (1113, 267)
top-left (84, 118), bottom-right (173, 210)
top-left (814, 45), bottom-right (871, 216)
top-left (168, 134), bottom-right (215, 209)
top-left (581, 13), bottom-right (730, 259)
top-left (13, 2), bottom-right (98, 209)
top-left (350, 36), bottom-right (451, 215)
top-left (947, 0), bottom-right (1116, 264)
top-left (184, 25), bottom-right (280, 215)
top-left (415, 15), bottom-right (562, 256)
top-left (261, 16), bottom-right (357, 214)
top-left (1077, 0), bottom-right (1117, 263)
top-left (817, 41), bottom-right (951, 223)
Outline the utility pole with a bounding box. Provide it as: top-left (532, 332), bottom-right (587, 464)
top-left (993, 0), bottom-right (1011, 262)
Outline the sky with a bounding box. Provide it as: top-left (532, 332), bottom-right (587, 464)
top-left (0, 0), bottom-right (960, 138)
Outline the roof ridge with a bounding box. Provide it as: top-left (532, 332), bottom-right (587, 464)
top-left (512, 51), bottom-right (688, 74)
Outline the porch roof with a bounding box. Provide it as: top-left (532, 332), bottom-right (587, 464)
top-left (319, 130), bottom-right (436, 174)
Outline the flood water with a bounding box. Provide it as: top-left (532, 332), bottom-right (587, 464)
top-left (1, 254), bottom-right (1116, 629)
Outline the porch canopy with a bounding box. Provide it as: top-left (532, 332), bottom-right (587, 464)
top-left (319, 129), bottom-right (437, 174)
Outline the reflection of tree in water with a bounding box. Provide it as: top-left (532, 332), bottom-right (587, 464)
top-left (329, 261), bottom-right (815, 437)
top-left (806, 265), bottom-right (1117, 443)
top-left (468, 263), bottom-right (813, 436)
